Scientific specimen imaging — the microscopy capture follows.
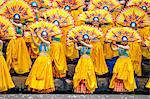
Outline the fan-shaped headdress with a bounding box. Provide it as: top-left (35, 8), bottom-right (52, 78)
top-left (116, 6), bottom-right (150, 28)
top-left (105, 27), bottom-right (141, 42)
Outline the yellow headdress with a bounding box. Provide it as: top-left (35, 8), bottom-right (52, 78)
top-left (0, 0), bottom-right (5, 6)
top-left (28, 21), bottom-right (62, 38)
top-left (43, 8), bottom-right (74, 28)
top-left (55, 0), bottom-right (84, 11)
top-left (88, 0), bottom-right (121, 12)
top-left (77, 9), bottom-right (114, 25)
top-left (116, 6), bottom-right (150, 28)
top-left (105, 27), bottom-right (141, 42)
top-left (127, 0), bottom-right (150, 13)
top-left (0, 0), bottom-right (34, 21)
top-left (67, 25), bottom-right (103, 41)
top-left (24, 0), bottom-right (58, 9)
top-left (0, 16), bottom-right (16, 39)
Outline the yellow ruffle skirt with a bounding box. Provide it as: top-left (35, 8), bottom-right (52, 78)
top-left (91, 42), bottom-right (108, 75)
top-left (66, 43), bottom-right (79, 60)
top-left (6, 38), bottom-right (32, 74)
top-left (129, 42), bottom-right (142, 76)
top-left (109, 57), bottom-right (137, 92)
top-left (50, 42), bottom-right (68, 78)
top-left (25, 55), bottom-right (55, 93)
top-left (73, 55), bottom-right (98, 93)
top-left (146, 79), bottom-right (150, 89)
top-left (0, 55), bottom-right (15, 92)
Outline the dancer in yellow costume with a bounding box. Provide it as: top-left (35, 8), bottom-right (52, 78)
top-left (68, 27), bottom-right (99, 93)
top-left (127, 0), bottom-right (150, 59)
top-left (0, 0), bottom-right (33, 74)
top-left (29, 21), bottom-right (67, 78)
top-left (0, 16), bottom-right (15, 92)
top-left (88, 0), bottom-right (122, 20)
top-left (116, 6), bottom-right (150, 76)
top-left (0, 40), bottom-right (15, 92)
top-left (68, 25), bottom-right (108, 75)
top-left (26, 22), bottom-right (60, 93)
top-left (43, 8), bottom-right (76, 59)
top-left (77, 9), bottom-right (116, 59)
top-left (105, 27), bottom-right (141, 92)
top-left (55, 0), bottom-right (85, 25)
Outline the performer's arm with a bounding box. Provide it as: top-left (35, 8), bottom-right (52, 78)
top-left (37, 34), bottom-right (50, 45)
top-left (79, 41), bottom-right (93, 49)
top-left (117, 44), bottom-right (130, 50)
top-left (31, 32), bottom-right (40, 47)
top-left (74, 43), bottom-right (81, 50)
top-left (10, 19), bottom-right (23, 27)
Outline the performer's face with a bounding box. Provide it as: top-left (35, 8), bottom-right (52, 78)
top-left (14, 19), bottom-right (20, 23)
top-left (121, 41), bottom-right (128, 45)
top-left (92, 21), bottom-right (99, 27)
top-left (84, 39), bottom-right (89, 43)
top-left (43, 35), bottom-right (48, 40)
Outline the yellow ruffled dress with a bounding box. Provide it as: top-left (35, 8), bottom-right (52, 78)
top-left (7, 36), bottom-right (32, 74)
top-left (50, 37), bottom-right (68, 78)
top-left (25, 44), bottom-right (55, 93)
top-left (91, 41), bottom-right (108, 75)
top-left (66, 42), bottom-right (79, 60)
top-left (109, 48), bottom-right (137, 92)
top-left (73, 46), bottom-right (97, 93)
top-left (146, 79), bottom-right (150, 89)
top-left (138, 27), bottom-right (150, 59)
top-left (0, 43), bottom-right (15, 92)
top-left (129, 42), bottom-right (142, 76)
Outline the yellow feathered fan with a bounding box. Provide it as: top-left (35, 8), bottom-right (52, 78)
top-left (105, 27), bottom-right (141, 42)
top-left (0, 0), bottom-right (5, 6)
top-left (55, 0), bottom-right (84, 11)
top-left (127, 0), bottom-right (150, 13)
top-left (67, 25), bottom-right (103, 42)
top-left (28, 21), bottom-right (62, 38)
top-left (116, 6), bottom-right (150, 28)
top-left (0, 0), bottom-right (34, 21)
top-left (43, 8), bottom-right (74, 28)
top-left (77, 9), bottom-right (114, 25)
top-left (24, 0), bottom-right (58, 9)
top-left (88, 0), bottom-right (121, 12)
top-left (0, 16), bottom-right (16, 39)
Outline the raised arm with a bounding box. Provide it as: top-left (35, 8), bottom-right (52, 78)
top-left (79, 41), bottom-right (93, 49)
top-left (111, 42), bottom-right (119, 51)
top-left (37, 34), bottom-right (50, 45)
top-left (117, 44), bottom-right (130, 50)
top-left (74, 42), bottom-right (81, 50)
top-left (10, 19), bottom-right (23, 27)
top-left (31, 32), bottom-right (40, 47)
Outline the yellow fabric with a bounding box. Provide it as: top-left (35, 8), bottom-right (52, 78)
top-left (91, 41), bottom-right (108, 75)
top-left (129, 42), bottom-right (142, 76)
top-left (109, 57), bottom-right (137, 91)
top-left (103, 43), bottom-right (113, 59)
top-left (71, 7), bottom-right (83, 26)
top-left (142, 47), bottom-right (150, 59)
top-left (25, 55), bottom-right (55, 92)
top-left (6, 38), bottom-right (32, 74)
top-left (66, 42), bottom-right (79, 60)
top-left (137, 27), bottom-right (150, 40)
top-left (137, 27), bottom-right (150, 59)
top-left (146, 79), bottom-right (150, 88)
top-left (50, 41), bottom-right (68, 78)
top-left (101, 25), bottom-right (119, 59)
top-left (61, 26), bottom-right (74, 55)
top-left (0, 55), bottom-right (15, 92)
top-left (73, 55), bottom-right (98, 93)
